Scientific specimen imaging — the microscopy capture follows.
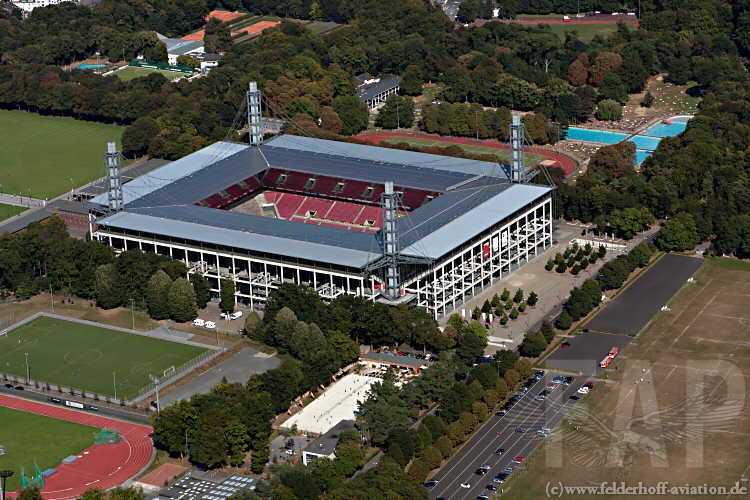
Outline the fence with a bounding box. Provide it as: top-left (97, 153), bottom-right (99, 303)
top-left (129, 60), bottom-right (194, 74)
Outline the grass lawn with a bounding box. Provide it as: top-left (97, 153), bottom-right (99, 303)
top-left (114, 66), bottom-right (189, 82)
top-left (0, 110), bottom-right (122, 200)
top-left (546, 23), bottom-right (619, 41)
top-left (0, 406), bottom-right (95, 491)
top-left (383, 136), bottom-right (546, 164)
top-left (0, 316), bottom-right (209, 399)
top-left (648, 79), bottom-right (701, 115)
top-left (0, 203), bottom-right (26, 222)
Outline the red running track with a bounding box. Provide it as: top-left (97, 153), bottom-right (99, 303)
top-left (0, 395), bottom-right (154, 500)
top-left (355, 132), bottom-right (577, 177)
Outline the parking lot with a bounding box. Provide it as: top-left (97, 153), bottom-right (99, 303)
top-left (428, 371), bottom-right (590, 500)
top-left (543, 331), bottom-right (632, 376)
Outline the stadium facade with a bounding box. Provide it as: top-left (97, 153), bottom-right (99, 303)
top-left (90, 134), bottom-right (553, 319)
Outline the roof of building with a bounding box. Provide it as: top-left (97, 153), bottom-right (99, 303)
top-left (356, 74), bottom-right (402, 102)
top-left (360, 351), bottom-right (427, 368)
top-left (167, 40), bottom-right (204, 56)
top-left (47, 199), bottom-right (89, 215)
top-left (92, 136), bottom-right (550, 267)
top-left (157, 474), bottom-right (254, 500)
top-left (79, 159), bottom-right (171, 198)
top-left (304, 420), bottom-right (356, 457)
top-left (0, 207), bottom-right (51, 235)
top-left (200, 53), bottom-right (223, 62)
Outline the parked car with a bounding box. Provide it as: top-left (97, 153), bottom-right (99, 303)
top-left (14, 386), bottom-right (24, 391)
top-left (534, 371), bottom-right (544, 380)
top-left (570, 395), bottom-right (581, 401)
top-left (495, 447), bottom-right (505, 455)
top-left (584, 381), bottom-right (595, 389)
top-left (563, 376), bottom-right (575, 386)
top-left (496, 408), bottom-right (507, 416)
top-left (205, 321), bottom-right (216, 329)
top-left (424, 480), bottom-right (438, 489)
top-left (193, 318), bottom-right (205, 327)
top-left (460, 483), bottom-right (471, 489)
top-left (3, 383), bottom-right (13, 389)
top-left (486, 484), bottom-right (497, 491)
top-left (552, 375), bottom-right (564, 384)
top-left (560, 341), bottom-right (571, 349)
top-left (516, 427), bottom-right (526, 433)
top-left (502, 466), bottom-right (514, 474)
top-left (546, 382), bottom-right (557, 390)
top-left (511, 455), bottom-right (525, 464)
top-left (577, 386), bottom-right (590, 395)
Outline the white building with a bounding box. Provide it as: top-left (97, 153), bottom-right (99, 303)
top-left (354, 73), bottom-right (402, 111)
top-left (11, 0), bottom-right (75, 13)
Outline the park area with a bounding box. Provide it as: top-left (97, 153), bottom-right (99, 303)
top-left (0, 406), bottom-right (94, 491)
top-left (0, 315), bottom-right (209, 400)
top-left (0, 203), bottom-right (26, 222)
top-left (0, 110), bottom-right (122, 199)
top-left (505, 257), bottom-right (750, 498)
top-left (114, 66), bottom-right (188, 82)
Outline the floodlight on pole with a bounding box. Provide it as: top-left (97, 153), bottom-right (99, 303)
top-left (130, 298), bottom-right (135, 331)
top-left (149, 374), bottom-right (160, 411)
top-left (1, 469), bottom-right (14, 500)
top-left (24, 352), bottom-right (29, 384)
top-left (113, 372), bottom-right (117, 401)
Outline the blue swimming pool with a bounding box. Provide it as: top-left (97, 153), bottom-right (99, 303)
top-left (635, 150), bottom-right (652, 165)
top-left (564, 127), bottom-right (629, 144)
top-left (643, 121), bottom-right (688, 137)
top-left (628, 135), bottom-right (662, 151)
top-left (76, 64), bottom-right (106, 70)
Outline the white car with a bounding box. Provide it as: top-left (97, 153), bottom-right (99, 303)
top-left (231, 311), bottom-right (243, 319)
top-left (577, 386), bottom-right (590, 395)
top-left (205, 321), bottom-right (216, 329)
top-left (460, 483), bottom-right (471, 489)
top-left (193, 318), bottom-right (205, 327)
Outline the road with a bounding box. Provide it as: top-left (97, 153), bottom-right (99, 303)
top-left (428, 371), bottom-right (589, 499)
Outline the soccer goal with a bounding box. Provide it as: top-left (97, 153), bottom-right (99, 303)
top-left (163, 366), bottom-right (176, 378)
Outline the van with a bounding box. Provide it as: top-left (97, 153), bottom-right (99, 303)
top-left (193, 318), bottom-right (205, 327)
top-left (205, 321), bottom-right (216, 329)
top-left (231, 311), bottom-right (243, 320)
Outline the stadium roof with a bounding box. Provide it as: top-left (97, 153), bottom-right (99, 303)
top-left (93, 137), bottom-right (550, 267)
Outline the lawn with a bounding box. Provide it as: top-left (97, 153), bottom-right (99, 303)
top-left (0, 406), bottom-right (95, 491)
top-left (383, 136), bottom-right (547, 164)
top-left (0, 203), bottom-right (26, 222)
top-left (0, 316), bottom-right (209, 399)
top-left (114, 66), bottom-right (189, 82)
top-left (546, 23), bottom-right (618, 41)
top-left (0, 110), bottom-right (123, 200)
top-left (504, 257), bottom-right (750, 498)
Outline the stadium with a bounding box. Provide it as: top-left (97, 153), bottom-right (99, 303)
top-left (89, 85), bottom-right (554, 319)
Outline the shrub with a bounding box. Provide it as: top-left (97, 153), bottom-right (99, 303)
top-left (527, 291), bottom-right (538, 306)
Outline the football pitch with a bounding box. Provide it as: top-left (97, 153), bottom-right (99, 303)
top-left (0, 316), bottom-right (209, 400)
top-left (0, 406), bottom-right (95, 491)
top-left (115, 66), bottom-right (189, 82)
top-left (0, 110), bottom-right (122, 199)
top-left (383, 136), bottom-right (546, 164)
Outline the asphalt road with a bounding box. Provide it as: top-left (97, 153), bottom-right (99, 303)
top-left (428, 372), bottom-right (589, 500)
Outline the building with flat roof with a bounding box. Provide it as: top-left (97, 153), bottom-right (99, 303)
top-left (355, 73), bottom-right (402, 111)
top-left (88, 89), bottom-right (553, 319)
top-left (360, 350), bottom-right (428, 373)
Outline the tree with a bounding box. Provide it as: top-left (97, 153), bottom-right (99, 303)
top-left (598, 73), bottom-right (628, 104)
top-left (455, 323), bottom-right (487, 363)
top-left (18, 487), bottom-right (44, 500)
top-left (527, 291), bottom-right (538, 307)
top-left (589, 51), bottom-right (622, 86)
top-left (545, 259), bottom-right (554, 271)
top-left (539, 320), bottom-right (555, 343)
top-left (640, 91), bottom-right (655, 107)
top-left (176, 54), bottom-right (200, 69)
top-left (658, 213), bottom-right (699, 251)
top-left (77, 489), bottom-right (107, 500)
top-left (400, 65), bottom-right (423, 96)
top-left (319, 106), bottom-right (343, 134)
top-left (109, 486), bottom-right (144, 500)
top-left (146, 270), bottom-right (172, 320)
top-left (500, 288), bottom-right (510, 301)
top-left (513, 289), bottom-right (524, 304)
top-left (284, 97), bottom-right (318, 120)
top-left (331, 95), bottom-right (370, 135)
top-left (519, 331), bottom-right (547, 357)
top-left (203, 18), bottom-right (232, 53)
top-left (596, 99), bottom-right (623, 120)
top-left (190, 273), bottom-right (210, 309)
top-left (375, 95), bottom-right (415, 129)
top-left (122, 117), bottom-right (159, 157)
top-left (567, 53), bottom-right (589, 86)
top-left (95, 263), bottom-right (122, 309)
top-left (556, 309), bottom-right (573, 330)
top-left (168, 277), bottom-right (197, 322)
top-left (219, 278), bottom-right (234, 313)
top-left (509, 307), bottom-right (519, 320)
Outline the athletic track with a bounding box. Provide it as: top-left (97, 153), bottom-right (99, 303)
top-left (355, 132), bottom-right (577, 177)
top-left (0, 394), bottom-right (153, 500)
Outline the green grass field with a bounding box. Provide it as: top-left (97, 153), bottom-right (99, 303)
top-left (0, 110), bottom-right (122, 200)
top-left (0, 316), bottom-right (209, 399)
top-left (115, 66), bottom-right (189, 82)
top-left (546, 23), bottom-right (619, 41)
top-left (383, 136), bottom-right (546, 164)
top-left (0, 406), bottom-right (95, 491)
top-left (0, 203), bottom-right (27, 222)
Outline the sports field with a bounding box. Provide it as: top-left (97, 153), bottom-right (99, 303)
top-left (0, 203), bottom-right (26, 222)
top-left (0, 406), bottom-right (95, 491)
top-left (546, 23), bottom-right (618, 41)
top-left (0, 110), bottom-right (122, 199)
top-left (505, 257), bottom-right (750, 498)
top-left (0, 316), bottom-right (209, 399)
top-left (115, 66), bottom-right (189, 82)
top-left (383, 136), bottom-right (546, 164)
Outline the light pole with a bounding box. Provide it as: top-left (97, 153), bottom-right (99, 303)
top-left (113, 372), bottom-right (117, 401)
top-left (149, 374), bottom-right (160, 411)
top-left (1, 469), bottom-right (14, 500)
top-left (24, 352), bottom-right (30, 384)
top-left (70, 178), bottom-right (73, 199)
top-left (50, 284), bottom-right (54, 313)
top-left (130, 298), bottom-right (135, 331)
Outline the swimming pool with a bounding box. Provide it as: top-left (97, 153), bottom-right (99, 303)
top-left (76, 64), bottom-right (106, 70)
top-left (635, 150), bottom-right (652, 165)
top-left (643, 121), bottom-right (688, 137)
top-left (628, 135), bottom-right (662, 151)
top-left (564, 127), bottom-right (629, 144)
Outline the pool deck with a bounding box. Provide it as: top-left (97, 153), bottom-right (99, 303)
top-left (567, 114), bottom-right (692, 147)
